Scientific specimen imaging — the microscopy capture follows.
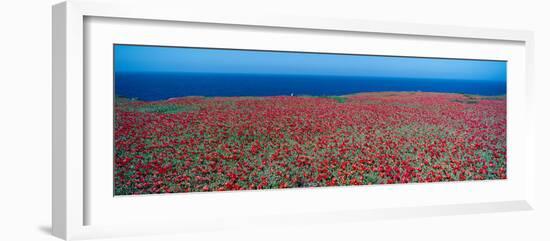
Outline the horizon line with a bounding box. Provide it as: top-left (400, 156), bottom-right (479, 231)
top-left (114, 71), bottom-right (507, 83)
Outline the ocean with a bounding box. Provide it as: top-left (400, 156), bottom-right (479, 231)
top-left (115, 72), bottom-right (507, 101)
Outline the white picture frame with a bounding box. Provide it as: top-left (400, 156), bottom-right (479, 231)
top-left (52, 1), bottom-right (536, 240)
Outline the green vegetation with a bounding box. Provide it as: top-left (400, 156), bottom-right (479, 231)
top-left (132, 104), bottom-right (199, 114)
top-left (480, 95), bottom-right (506, 100)
top-left (319, 96), bottom-right (348, 103)
top-left (451, 94), bottom-right (505, 104)
top-left (115, 96), bottom-right (139, 103)
top-left (451, 99), bottom-right (479, 104)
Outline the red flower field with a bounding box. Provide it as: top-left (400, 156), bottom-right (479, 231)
top-left (114, 92), bottom-right (506, 195)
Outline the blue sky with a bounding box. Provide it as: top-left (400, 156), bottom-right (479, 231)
top-left (114, 44), bottom-right (506, 82)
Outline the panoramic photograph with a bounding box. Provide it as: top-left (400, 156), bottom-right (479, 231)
top-left (113, 44), bottom-right (507, 195)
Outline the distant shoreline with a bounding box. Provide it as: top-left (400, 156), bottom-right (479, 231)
top-left (116, 91), bottom-right (506, 103)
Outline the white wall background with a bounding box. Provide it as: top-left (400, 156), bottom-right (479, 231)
top-left (0, 0), bottom-right (548, 240)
